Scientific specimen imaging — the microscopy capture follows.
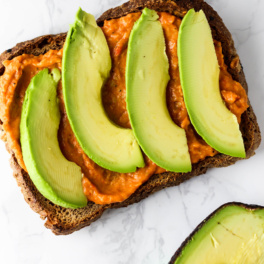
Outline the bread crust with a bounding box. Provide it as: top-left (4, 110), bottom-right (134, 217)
top-left (0, 0), bottom-right (261, 235)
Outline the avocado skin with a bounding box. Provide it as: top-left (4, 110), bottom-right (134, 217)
top-left (169, 202), bottom-right (264, 264)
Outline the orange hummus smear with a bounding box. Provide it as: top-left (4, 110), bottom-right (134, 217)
top-left (0, 50), bottom-right (63, 171)
top-left (0, 12), bottom-right (248, 205)
top-left (215, 41), bottom-right (249, 124)
top-left (102, 13), bottom-right (142, 129)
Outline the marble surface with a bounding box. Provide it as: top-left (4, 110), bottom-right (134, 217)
top-left (0, 0), bottom-right (263, 263)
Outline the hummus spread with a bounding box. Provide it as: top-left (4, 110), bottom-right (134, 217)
top-left (0, 12), bottom-right (248, 204)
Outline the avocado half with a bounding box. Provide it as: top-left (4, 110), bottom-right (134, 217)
top-left (169, 202), bottom-right (264, 264)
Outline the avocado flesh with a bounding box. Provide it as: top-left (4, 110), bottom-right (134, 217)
top-left (126, 8), bottom-right (191, 172)
top-left (20, 69), bottom-right (87, 209)
top-left (178, 9), bottom-right (245, 158)
top-left (174, 204), bottom-right (264, 263)
top-left (62, 8), bottom-right (144, 173)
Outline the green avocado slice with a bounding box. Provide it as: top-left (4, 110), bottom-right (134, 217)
top-left (20, 68), bottom-right (87, 209)
top-left (126, 8), bottom-right (191, 172)
top-left (178, 9), bottom-right (245, 158)
top-left (62, 8), bottom-right (144, 173)
top-left (171, 203), bottom-right (264, 263)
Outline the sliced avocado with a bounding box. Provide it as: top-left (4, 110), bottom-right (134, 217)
top-left (20, 68), bottom-right (87, 209)
top-left (170, 203), bottom-right (264, 264)
top-left (178, 9), bottom-right (245, 158)
top-left (126, 8), bottom-right (191, 172)
top-left (62, 8), bottom-right (144, 173)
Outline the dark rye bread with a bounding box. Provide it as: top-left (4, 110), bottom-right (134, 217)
top-left (0, 0), bottom-right (261, 235)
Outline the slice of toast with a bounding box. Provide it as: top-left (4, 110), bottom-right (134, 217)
top-left (0, 0), bottom-right (261, 235)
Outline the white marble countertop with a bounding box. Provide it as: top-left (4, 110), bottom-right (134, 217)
top-left (0, 0), bottom-right (263, 263)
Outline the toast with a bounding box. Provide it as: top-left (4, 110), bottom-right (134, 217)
top-left (0, 0), bottom-right (261, 235)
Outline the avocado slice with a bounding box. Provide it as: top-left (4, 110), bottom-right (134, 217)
top-left (170, 203), bottom-right (264, 263)
top-left (178, 9), bottom-right (245, 158)
top-left (20, 68), bottom-right (87, 209)
top-left (62, 8), bottom-right (144, 173)
top-left (126, 8), bottom-right (191, 173)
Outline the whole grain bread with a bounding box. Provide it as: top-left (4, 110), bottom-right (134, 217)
top-left (0, 0), bottom-right (261, 235)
